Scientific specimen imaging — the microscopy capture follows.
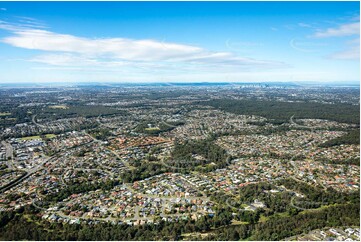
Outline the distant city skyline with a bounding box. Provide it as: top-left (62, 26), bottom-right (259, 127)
top-left (0, 1), bottom-right (359, 83)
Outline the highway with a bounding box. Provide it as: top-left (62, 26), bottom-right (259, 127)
top-left (32, 114), bottom-right (46, 128)
top-left (290, 115), bottom-right (313, 129)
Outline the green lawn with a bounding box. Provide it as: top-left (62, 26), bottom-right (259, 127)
top-left (231, 220), bottom-right (250, 225)
top-left (145, 127), bottom-right (160, 131)
top-left (45, 134), bottom-right (56, 139)
top-left (259, 214), bottom-right (269, 222)
top-left (20, 134), bottom-right (56, 141)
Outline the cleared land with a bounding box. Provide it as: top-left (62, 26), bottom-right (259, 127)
top-left (20, 134), bottom-right (56, 141)
top-left (145, 127), bottom-right (160, 131)
top-left (48, 105), bottom-right (69, 109)
top-left (0, 112), bottom-right (11, 116)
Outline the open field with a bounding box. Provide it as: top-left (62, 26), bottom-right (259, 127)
top-left (0, 112), bottom-right (11, 116)
top-left (44, 134), bottom-right (57, 139)
top-left (145, 127), bottom-right (160, 131)
top-left (20, 134), bottom-right (56, 141)
top-left (48, 105), bottom-right (69, 109)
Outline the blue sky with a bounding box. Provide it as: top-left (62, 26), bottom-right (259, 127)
top-left (0, 1), bottom-right (359, 84)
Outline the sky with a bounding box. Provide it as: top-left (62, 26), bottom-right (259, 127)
top-left (0, 1), bottom-right (359, 84)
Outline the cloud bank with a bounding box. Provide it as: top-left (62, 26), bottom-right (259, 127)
top-left (0, 20), bottom-right (285, 71)
top-left (314, 22), bottom-right (360, 38)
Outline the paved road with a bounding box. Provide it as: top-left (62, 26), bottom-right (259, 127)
top-left (43, 181), bottom-right (211, 223)
top-left (83, 131), bottom-right (133, 170)
top-left (287, 116), bottom-right (327, 191)
top-left (290, 115), bottom-right (314, 129)
top-left (1, 141), bottom-right (15, 169)
top-left (0, 139), bottom-right (95, 194)
top-left (0, 155), bottom-right (55, 194)
top-left (32, 114), bottom-right (45, 128)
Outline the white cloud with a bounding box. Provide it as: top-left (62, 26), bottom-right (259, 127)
top-left (0, 26), bottom-right (285, 69)
top-left (270, 27), bottom-right (278, 31)
top-left (31, 54), bottom-right (101, 66)
top-left (329, 38), bottom-right (360, 60)
top-left (3, 29), bottom-right (203, 61)
top-left (313, 22), bottom-right (359, 38)
top-left (15, 16), bottom-right (48, 29)
top-left (298, 23), bottom-right (312, 28)
top-left (0, 18), bottom-right (48, 31)
top-left (311, 20), bottom-right (360, 61)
